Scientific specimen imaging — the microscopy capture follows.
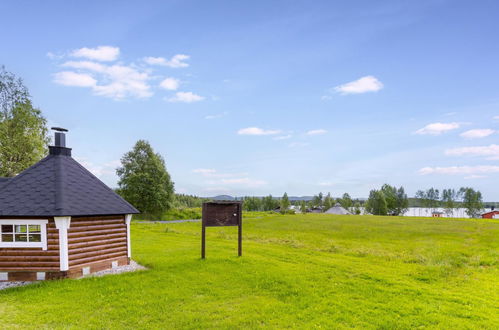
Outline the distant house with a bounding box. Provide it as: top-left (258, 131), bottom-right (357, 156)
top-left (0, 128), bottom-right (139, 282)
top-left (482, 210), bottom-right (499, 219)
top-left (325, 203), bottom-right (351, 215)
top-left (307, 207), bottom-right (323, 213)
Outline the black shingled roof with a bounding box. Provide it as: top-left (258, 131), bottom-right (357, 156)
top-left (0, 147), bottom-right (139, 217)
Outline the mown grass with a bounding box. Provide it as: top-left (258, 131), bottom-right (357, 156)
top-left (1, 214), bottom-right (498, 329)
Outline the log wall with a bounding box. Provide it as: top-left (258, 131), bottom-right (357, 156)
top-left (0, 218), bottom-right (60, 272)
top-left (68, 215), bottom-right (128, 269)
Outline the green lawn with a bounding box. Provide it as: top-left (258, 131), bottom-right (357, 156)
top-left (1, 214), bottom-right (498, 329)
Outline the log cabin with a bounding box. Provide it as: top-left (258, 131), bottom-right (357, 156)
top-left (0, 128), bottom-right (139, 281)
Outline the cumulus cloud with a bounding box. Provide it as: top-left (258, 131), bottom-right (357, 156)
top-left (143, 54), bottom-right (190, 68)
top-left (55, 60), bottom-right (152, 99)
top-left (445, 144), bottom-right (499, 160)
top-left (414, 122), bottom-right (460, 135)
top-left (237, 127), bottom-right (281, 135)
top-left (460, 129), bottom-right (495, 139)
top-left (419, 165), bottom-right (499, 175)
top-left (334, 76), bottom-right (383, 95)
top-left (306, 129), bottom-right (327, 135)
top-left (159, 77), bottom-right (180, 91)
top-left (50, 47), bottom-right (203, 101)
top-left (71, 46), bottom-right (120, 62)
top-left (167, 91), bottom-right (204, 103)
top-left (53, 71), bottom-right (97, 87)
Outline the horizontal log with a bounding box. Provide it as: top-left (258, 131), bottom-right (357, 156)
top-left (70, 219), bottom-right (124, 227)
top-left (68, 228), bottom-right (125, 239)
top-left (0, 261), bottom-right (59, 267)
top-left (0, 250), bottom-right (59, 257)
top-left (68, 223), bottom-right (125, 233)
top-left (68, 237), bottom-right (126, 249)
top-left (0, 267), bottom-right (59, 271)
top-left (0, 255), bottom-right (59, 262)
top-left (69, 251), bottom-right (127, 267)
top-left (69, 242), bottom-right (127, 255)
top-left (71, 216), bottom-right (124, 221)
top-left (69, 246), bottom-right (127, 262)
top-left (69, 232), bottom-right (126, 244)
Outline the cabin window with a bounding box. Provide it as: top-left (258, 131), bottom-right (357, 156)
top-left (0, 220), bottom-right (48, 250)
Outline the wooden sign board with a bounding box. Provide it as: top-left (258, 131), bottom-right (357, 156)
top-left (201, 201), bottom-right (242, 258)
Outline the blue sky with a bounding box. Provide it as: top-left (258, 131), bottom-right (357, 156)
top-left (1, 0), bottom-right (499, 199)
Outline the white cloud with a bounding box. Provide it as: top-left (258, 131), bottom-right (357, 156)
top-left (75, 158), bottom-right (119, 177)
top-left (63, 60), bottom-right (106, 72)
top-left (306, 129), bottom-right (327, 135)
top-left (321, 95), bottom-right (332, 101)
top-left (159, 77), bottom-right (180, 91)
top-left (237, 127), bottom-right (281, 135)
top-left (493, 115), bottom-right (499, 120)
top-left (143, 54), bottom-right (190, 68)
top-left (167, 91), bottom-right (204, 103)
top-left (334, 76), bottom-right (383, 95)
top-left (445, 144), bottom-right (499, 160)
top-left (318, 181), bottom-right (334, 186)
top-left (274, 134), bottom-right (292, 140)
top-left (464, 175), bottom-right (486, 180)
top-left (418, 165), bottom-right (499, 175)
top-left (415, 122), bottom-right (460, 135)
top-left (56, 60), bottom-right (152, 99)
top-left (460, 129), bottom-right (495, 139)
top-left (205, 112), bottom-right (228, 120)
top-left (71, 46), bottom-right (120, 62)
top-left (192, 168), bottom-right (216, 174)
top-left (53, 71), bottom-right (97, 87)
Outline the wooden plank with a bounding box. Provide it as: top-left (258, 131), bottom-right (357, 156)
top-left (69, 251), bottom-right (127, 267)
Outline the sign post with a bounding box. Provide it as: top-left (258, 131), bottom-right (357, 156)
top-left (201, 201), bottom-right (243, 259)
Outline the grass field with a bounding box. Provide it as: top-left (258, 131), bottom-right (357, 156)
top-left (1, 214), bottom-right (498, 329)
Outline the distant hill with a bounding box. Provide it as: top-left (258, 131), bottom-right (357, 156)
top-left (211, 195), bottom-right (235, 201)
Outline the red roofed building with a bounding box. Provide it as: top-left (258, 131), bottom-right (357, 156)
top-left (482, 210), bottom-right (499, 219)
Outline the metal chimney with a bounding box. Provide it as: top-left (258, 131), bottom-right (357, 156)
top-left (49, 127), bottom-right (71, 156)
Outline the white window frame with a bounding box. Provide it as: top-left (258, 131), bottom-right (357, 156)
top-left (0, 219), bottom-right (48, 250)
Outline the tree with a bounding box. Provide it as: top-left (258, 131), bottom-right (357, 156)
top-left (323, 192), bottom-right (334, 211)
top-left (365, 189), bottom-right (388, 215)
top-left (379, 184), bottom-right (408, 216)
top-left (312, 192), bottom-right (323, 208)
top-left (426, 188), bottom-right (440, 212)
top-left (394, 186), bottom-right (409, 216)
top-left (441, 189), bottom-right (459, 217)
top-left (280, 192), bottom-right (290, 212)
top-left (353, 202), bottom-right (361, 215)
top-left (339, 192), bottom-right (353, 211)
top-left (116, 140), bottom-right (174, 217)
top-left (300, 200), bottom-right (307, 213)
top-left (262, 195), bottom-right (277, 211)
top-left (0, 66), bottom-right (49, 177)
top-left (380, 184), bottom-right (397, 215)
top-left (459, 187), bottom-right (483, 218)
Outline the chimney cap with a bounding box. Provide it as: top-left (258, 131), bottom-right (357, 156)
top-left (51, 127), bottom-right (68, 132)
